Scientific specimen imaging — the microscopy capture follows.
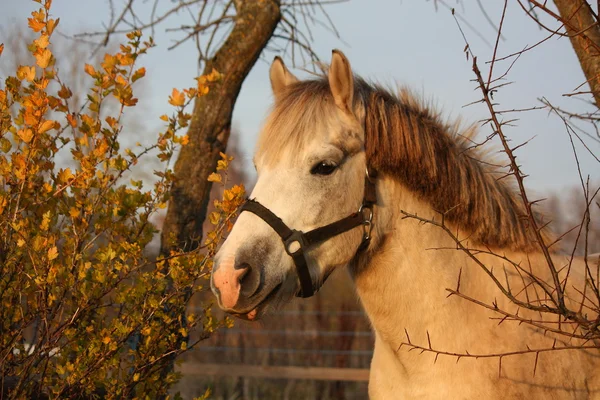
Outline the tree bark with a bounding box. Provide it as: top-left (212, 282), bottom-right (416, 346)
top-left (554, 0), bottom-right (600, 108)
top-left (160, 0), bottom-right (281, 254)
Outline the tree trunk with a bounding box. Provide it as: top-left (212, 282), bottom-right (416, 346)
top-left (554, 0), bottom-right (600, 108)
top-left (160, 0), bottom-right (281, 254)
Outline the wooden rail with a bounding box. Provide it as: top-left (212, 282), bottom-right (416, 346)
top-left (179, 363), bottom-right (370, 382)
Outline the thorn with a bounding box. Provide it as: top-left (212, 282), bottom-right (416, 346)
top-left (498, 356), bottom-right (503, 378)
top-left (498, 315), bottom-right (509, 326)
top-left (530, 198), bottom-right (547, 206)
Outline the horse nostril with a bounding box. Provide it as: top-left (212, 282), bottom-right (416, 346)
top-left (235, 261), bottom-right (261, 298)
top-left (235, 262), bottom-right (250, 285)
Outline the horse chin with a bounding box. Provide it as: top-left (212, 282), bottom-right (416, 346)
top-left (229, 282), bottom-right (285, 321)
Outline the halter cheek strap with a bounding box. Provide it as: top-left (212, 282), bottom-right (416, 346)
top-left (240, 169), bottom-right (377, 298)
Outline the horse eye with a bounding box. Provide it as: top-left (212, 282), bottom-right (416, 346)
top-left (310, 161), bottom-right (337, 176)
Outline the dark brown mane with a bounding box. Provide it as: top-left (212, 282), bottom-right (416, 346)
top-left (263, 77), bottom-right (541, 251)
top-left (359, 80), bottom-right (541, 251)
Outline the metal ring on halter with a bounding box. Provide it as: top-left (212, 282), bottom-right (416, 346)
top-left (366, 167), bottom-right (377, 183)
top-left (359, 204), bottom-right (374, 241)
top-left (284, 230), bottom-right (305, 256)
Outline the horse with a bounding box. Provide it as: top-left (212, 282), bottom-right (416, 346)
top-left (210, 50), bottom-right (600, 399)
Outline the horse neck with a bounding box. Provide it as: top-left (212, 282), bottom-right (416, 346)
top-left (350, 176), bottom-right (497, 349)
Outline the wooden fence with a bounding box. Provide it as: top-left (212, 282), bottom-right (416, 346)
top-left (180, 363), bottom-right (369, 382)
top-left (174, 306), bottom-right (374, 400)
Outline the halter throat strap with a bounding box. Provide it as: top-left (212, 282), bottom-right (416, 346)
top-left (240, 169), bottom-right (377, 298)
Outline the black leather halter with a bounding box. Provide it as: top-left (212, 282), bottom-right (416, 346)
top-left (240, 168), bottom-right (377, 298)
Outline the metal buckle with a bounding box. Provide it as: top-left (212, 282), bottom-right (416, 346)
top-left (284, 230), bottom-right (306, 256)
top-left (359, 204), bottom-right (374, 242)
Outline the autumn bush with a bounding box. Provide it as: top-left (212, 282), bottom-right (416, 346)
top-left (0, 1), bottom-right (244, 398)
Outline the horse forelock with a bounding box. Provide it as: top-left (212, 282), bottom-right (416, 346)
top-left (257, 76), bottom-right (545, 251)
top-left (256, 79), bottom-right (335, 167)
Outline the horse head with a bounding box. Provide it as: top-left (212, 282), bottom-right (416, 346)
top-left (210, 50), bottom-right (371, 320)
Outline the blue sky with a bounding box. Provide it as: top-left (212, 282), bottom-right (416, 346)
top-left (2, 0), bottom-right (599, 194)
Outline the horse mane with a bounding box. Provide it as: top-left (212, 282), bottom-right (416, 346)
top-left (259, 77), bottom-right (543, 252)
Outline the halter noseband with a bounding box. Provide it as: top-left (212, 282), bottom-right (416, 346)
top-left (240, 168), bottom-right (377, 298)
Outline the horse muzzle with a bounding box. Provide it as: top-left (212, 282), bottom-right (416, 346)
top-left (211, 246), bottom-right (284, 320)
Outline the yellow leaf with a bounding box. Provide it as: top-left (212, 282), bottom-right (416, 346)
top-left (216, 159), bottom-right (228, 171)
top-left (48, 246), bottom-right (58, 261)
top-left (58, 85), bottom-right (72, 99)
top-left (84, 64), bottom-right (96, 77)
top-left (0, 44), bottom-right (4, 56)
top-left (17, 238), bottom-right (25, 247)
top-left (207, 172), bottom-right (221, 183)
top-left (168, 88), bottom-right (185, 107)
top-left (105, 116), bottom-right (118, 128)
top-left (126, 30), bottom-right (141, 40)
top-left (132, 67), bottom-right (145, 83)
top-left (43, 182), bottom-right (53, 193)
top-left (38, 119), bottom-right (55, 134)
top-left (180, 135), bottom-right (189, 145)
top-left (34, 34), bottom-right (50, 49)
top-left (159, 114), bottom-right (169, 122)
top-left (28, 18), bottom-right (45, 32)
top-left (0, 138), bottom-right (10, 153)
top-left (115, 74), bottom-right (128, 86)
top-left (66, 113), bottom-right (77, 127)
top-left (17, 66), bottom-right (35, 82)
top-left (102, 336), bottom-right (111, 344)
top-left (197, 85), bottom-right (209, 96)
top-left (47, 18), bottom-right (59, 36)
top-left (41, 211), bottom-right (51, 231)
top-left (207, 68), bottom-right (223, 82)
top-left (17, 128), bottom-right (34, 143)
top-left (209, 212), bottom-right (220, 226)
top-left (133, 373), bottom-right (140, 382)
top-left (35, 49), bottom-right (52, 68)
top-left (69, 207), bottom-right (80, 218)
top-left (57, 168), bottom-right (74, 183)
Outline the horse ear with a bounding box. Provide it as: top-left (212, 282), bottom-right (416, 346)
top-left (270, 56), bottom-right (298, 96)
top-left (328, 49), bottom-right (354, 113)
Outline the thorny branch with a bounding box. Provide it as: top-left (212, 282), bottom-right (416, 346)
top-left (398, 328), bottom-right (597, 377)
top-left (400, 1), bottom-right (600, 365)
